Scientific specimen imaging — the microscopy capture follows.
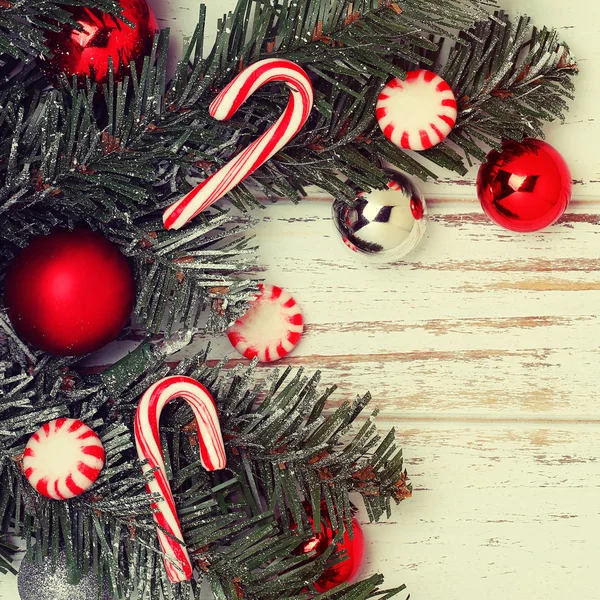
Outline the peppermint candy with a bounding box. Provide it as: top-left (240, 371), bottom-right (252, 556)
top-left (23, 418), bottom-right (105, 500)
top-left (376, 69), bottom-right (457, 151)
top-left (163, 58), bottom-right (314, 230)
top-left (227, 284), bottom-right (304, 363)
top-left (135, 376), bottom-right (226, 583)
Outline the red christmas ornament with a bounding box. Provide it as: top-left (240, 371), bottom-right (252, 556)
top-left (294, 503), bottom-right (365, 592)
top-left (4, 228), bottom-right (135, 356)
top-left (477, 138), bottom-right (572, 232)
top-left (39, 0), bottom-right (158, 87)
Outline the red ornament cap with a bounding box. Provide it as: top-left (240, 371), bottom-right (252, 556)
top-left (477, 138), bottom-right (572, 232)
top-left (39, 0), bottom-right (158, 87)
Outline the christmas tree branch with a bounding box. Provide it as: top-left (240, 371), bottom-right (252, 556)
top-left (237, 2), bottom-right (577, 195)
top-left (1, 0), bottom-right (496, 221)
top-left (160, 0), bottom-right (495, 200)
top-left (0, 335), bottom-right (411, 599)
top-left (0, 44), bottom-right (259, 335)
top-left (438, 11), bottom-right (578, 165)
top-left (141, 0), bottom-right (576, 203)
top-left (0, 534), bottom-right (17, 575)
top-left (4, 0), bottom-right (576, 219)
top-left (216, 367), bottom-right (412, 526)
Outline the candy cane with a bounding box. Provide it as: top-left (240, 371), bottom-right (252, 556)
top-left (163, 58), bottom-right (314, 230)
top-left (134, 375), bottom-right (226, 583)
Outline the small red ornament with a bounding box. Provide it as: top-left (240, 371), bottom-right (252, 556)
top-left (4, 228), bottom-right (135, 356)
top-left (477, 138), bottom-right (572, 232)
top-left (39, 0), bottom-right (158, 87)
top-left (294, 503), bottom-right (365, 592)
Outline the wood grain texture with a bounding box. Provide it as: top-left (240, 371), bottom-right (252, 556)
top-left (2, 1), bottom-right (599, 599)
top-left (364, 422), bottom-right (600, 599)
top-left (90, 200), bottom-right (600, 424)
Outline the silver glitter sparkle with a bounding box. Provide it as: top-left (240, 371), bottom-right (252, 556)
top-left (17, 551), bottom-right (111, 600)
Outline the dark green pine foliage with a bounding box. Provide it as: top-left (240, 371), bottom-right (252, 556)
top-left (0, 336), bottom-right (411, 599)
top-left (0, 534), bottom-right (17, 575)
top-left (0, 42), bottom-right (260, 338)
top-left (177, 0), bottom-right (577, 198)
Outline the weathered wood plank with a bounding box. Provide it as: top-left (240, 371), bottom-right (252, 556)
top-left (362, 421), bottom-right (600, 600)
top-left (85, 199), bottom-right (600, 421)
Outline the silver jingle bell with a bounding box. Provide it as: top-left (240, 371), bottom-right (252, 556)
top-left (332, 171), bottom-right (427, 262)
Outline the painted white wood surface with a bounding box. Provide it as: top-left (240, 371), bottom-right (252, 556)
top-left (3, 1), bottom-right (600, 599)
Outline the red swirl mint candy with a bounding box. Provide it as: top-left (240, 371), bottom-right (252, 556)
top-left (23, 418), bottom-right (105, 500)
top-left (376, 69), bottom-right (457, 151)
top-left (227, 284), bottom-right (304, 363)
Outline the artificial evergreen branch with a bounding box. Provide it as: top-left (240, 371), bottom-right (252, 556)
top-left (0, 52), bottom-right (259, 335)
top-left (206, 1), bottom-right (578, 196)
top-left (0, 334), bottom-right (411, 599)
top-left (438, 11), bottom-right (579, 165)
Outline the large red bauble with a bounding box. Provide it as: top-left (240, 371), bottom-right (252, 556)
top-left (39, 0), bottom-right (158, 87)
top-left (294, 503), bottom-right (365, 592)
top-left (476, 138), bottom-right (572, 232)
top-left (4, 228), bottom-right (135, 356)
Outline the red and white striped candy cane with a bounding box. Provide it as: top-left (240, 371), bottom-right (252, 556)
top-left (163, 58), bottom-right (314, 230)
top-left (134, 375), bottom-right (226, 583)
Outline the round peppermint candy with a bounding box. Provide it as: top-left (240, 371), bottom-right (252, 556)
top-left (376, 69), bottom-right (457, 151)
top-left (23, 418), bottom-right (105, 500)
top-left (227, 284), bottom-right (304, 363)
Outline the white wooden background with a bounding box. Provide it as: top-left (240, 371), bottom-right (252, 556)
top-left (4, 1), bottom-right (600, 598)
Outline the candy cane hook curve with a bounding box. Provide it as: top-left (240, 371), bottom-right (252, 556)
top-left (163, 58), bottom-right (314, 230)
top-left (134, 375), bottom-right (226, 582)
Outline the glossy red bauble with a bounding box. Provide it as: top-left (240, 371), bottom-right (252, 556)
top-left (4, 228), bottom-right (135, 356)
top-left (294, 503), bottom-right (365, 592)
top-left (477, 138), bottom-right (572, 232)
top-left (39, 0), bottom-right (158, 87)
